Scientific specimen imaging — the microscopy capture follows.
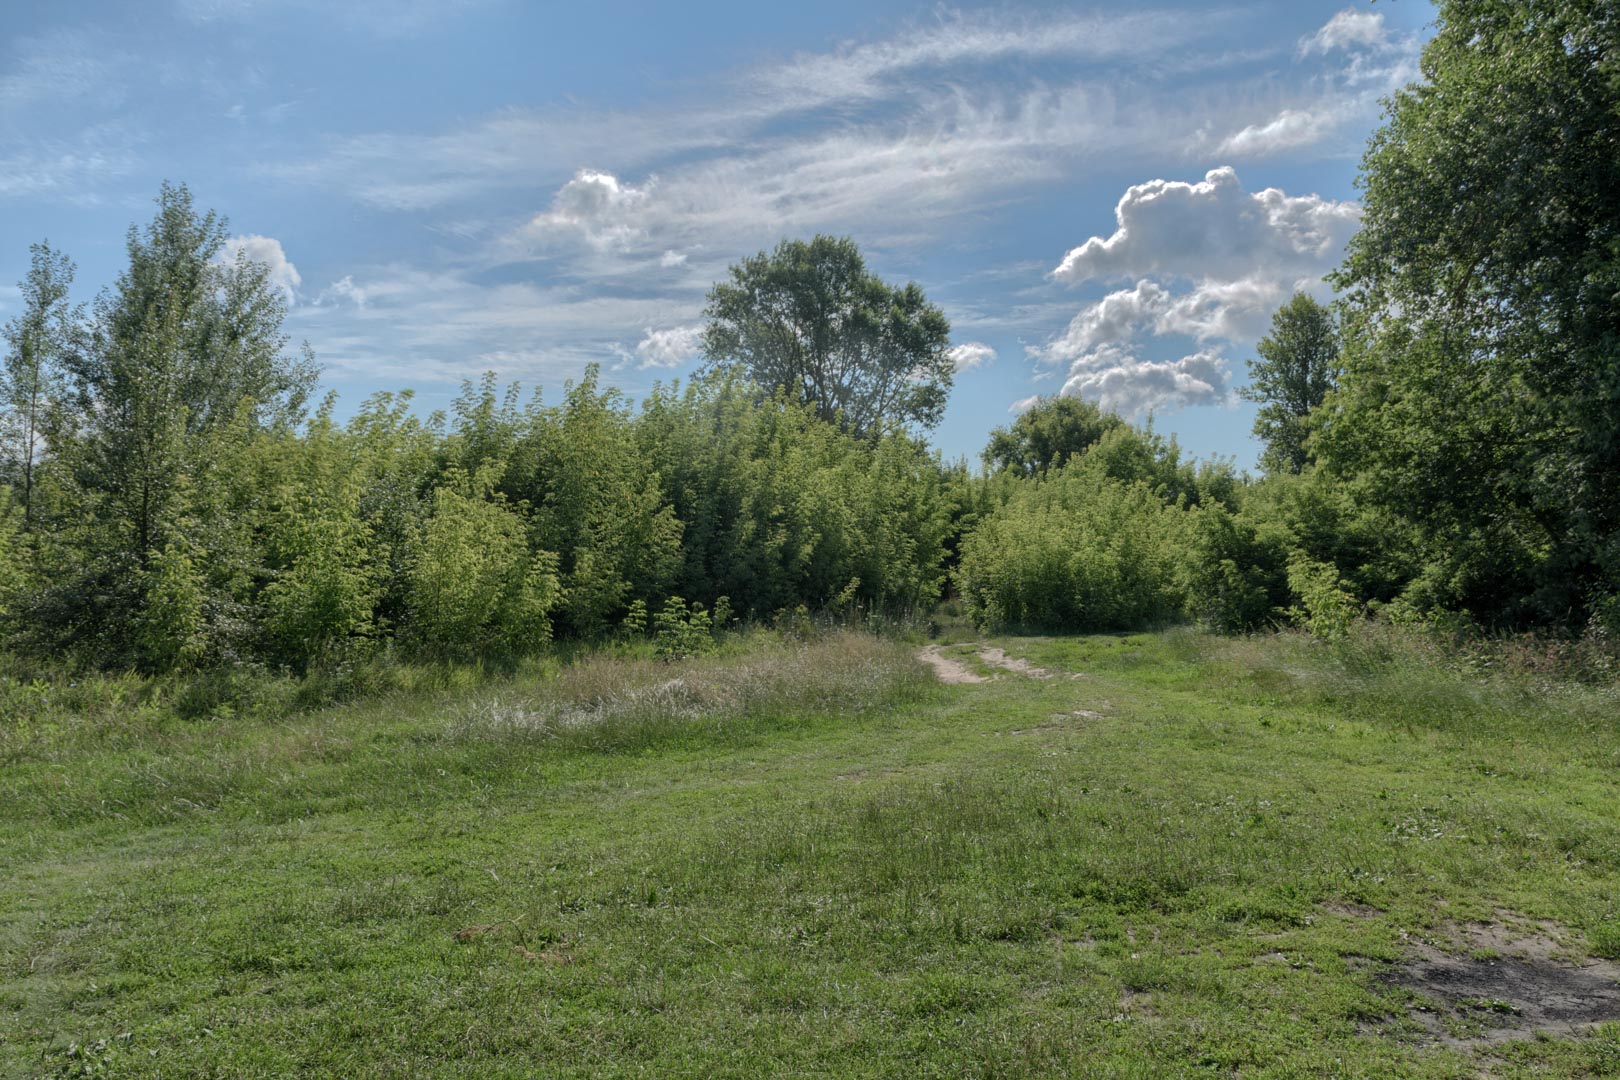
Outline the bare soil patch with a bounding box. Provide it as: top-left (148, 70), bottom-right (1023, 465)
top-left (918, 644), bottom-right (987, 684)
top-left (977, 646), bottom-right (1052, 678)
top-left (1380, 913), bottom-right (1620, 1049)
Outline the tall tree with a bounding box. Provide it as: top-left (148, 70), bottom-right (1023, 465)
top-left (1319, 0), bottom-right (1620, 628)
top-left (701, 235), bottom-right (953, 437)
top-left (982, 395), bottom-right (1125, 476)
top-left (0, 242), bottom-right (78, 526)
top-left (63, 182), bottom-right (314, 564)
top-left (1241, 293), bottom-right (1340, 475)
top-left (45, 183), bottom-right (316, 667)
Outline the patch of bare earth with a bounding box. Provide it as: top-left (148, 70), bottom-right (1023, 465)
top-left (1378, 911), bottom-right (1620, 1050)
top-left (977, 646), bottom-right (1052, 678)
top-left (917, 644), bottom-right (987, 684)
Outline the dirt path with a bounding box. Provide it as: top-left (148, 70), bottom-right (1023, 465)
top-left (977, 646), bottom-right (1052, 679)
top-left (918, 644), bottom-right (988, 684)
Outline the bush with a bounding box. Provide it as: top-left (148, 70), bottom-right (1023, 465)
top-left (955, 466), bottom-right (1184, 632)
top-left (404, 467), bottom-right (561, 657)
top-left (1180, 503), bottom-right (1290, 632)
top-left (653, 596), bottom-right (716, 661)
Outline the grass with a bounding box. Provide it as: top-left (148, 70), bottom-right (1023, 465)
top-left (3, 627), bottom-right (1619, 1076)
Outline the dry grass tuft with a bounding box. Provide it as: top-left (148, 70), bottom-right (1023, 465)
top-left (448, 631), bottom-right (930, 748)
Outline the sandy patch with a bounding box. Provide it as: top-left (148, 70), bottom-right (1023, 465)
top-left (918, 644), bottom-right (988, 684)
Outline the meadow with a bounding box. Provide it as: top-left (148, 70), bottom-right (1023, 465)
top-left (4, 626), bottom-right (1618, 1077)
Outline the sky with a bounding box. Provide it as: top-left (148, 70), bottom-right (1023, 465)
top-left (0, 0), bottom-right (1433, 469)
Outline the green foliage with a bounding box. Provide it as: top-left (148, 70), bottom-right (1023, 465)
top-left (1180, 502), bottom-right (1290, 632)
top-left (955, 465), bottom-right (1185, 632)
top-left (511, 367), bottom-right (683, 639)
top-left (258, 425), bottom-right (383, 669)
top-left (131, 541), bottom-right (209, 672)
top-left (1322, 0), bottom-right (1620, 629)
top-left (637, 377), bottom-right (950, 621)
top-left (702, 235), bottom-right (954, 436)
top-left (1241, 292), bottom-right (1339, 475)
top-left (621, 598), bottom-right (648, 637)
top-left (982, 395), bottom-right (1125, 476)
top-left (652, 596), bottom-right (716, 661)
top-left (0, 242), bottom-right (77, 527)
top-left (0, 489), bottom-right (27, 627)
top-left (405, 467), bottom-right (561, 658)
top-left (1285, 555), bottom-right (1359, 640)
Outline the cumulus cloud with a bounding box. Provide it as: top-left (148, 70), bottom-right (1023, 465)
top-left (1059, 346), bottom-right (1233, 416)
top-left (659, 249), bottom-right (687, 268)
top-left (635, 324), bottom-right (705, 369)
top-left (526, 169), bottom-right (652, 250)
top-left (218, 234), bottom-right (301, 302)
top-left (947, 341), bottom-right (996, 371)
top-left (1040, 280), bottom-right (1170, 357)
top-left (1300, 9), bottom-right (1389, 55)
top-left (1035, 168), bottom-right (1353, 418)
top-left (1009, 395), bottom-right (1041, 414)
top-left (1155, 277), bottom-right (1292, 343)
top-left (1052, 167), bottom-right (1360, 285)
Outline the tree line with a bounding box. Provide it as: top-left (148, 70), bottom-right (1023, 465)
top-left (1, 0), bottom-right (1614, 675)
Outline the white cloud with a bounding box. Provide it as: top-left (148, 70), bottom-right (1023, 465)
top-left (1041, 280), bottom-right (1170, 358)
top-left (1059, 346), bottom-right (1232, 416)
top-left (1300, 9), bottom-right (1389, 55)
top-left (318, 275), bottom-right (368, 308)
top-left (1037, 170), bottom-right (1354, 418)
top-left (756, 8), bottom-right (1215, 109)
top-left (217, 234), bottom-right (302, 302)
top-left (273, 7), bottom-right (1241, 232)
top-left (947, 341), bottom-right (996, 371)
top-left (525, 169), bottom-right (653, 251)
top-left (1052, 167), bottom-right (1360, 285)
top-left (635, 325), bottom-right (705, 369)
top-left (1214, 107), bottom-right (1342, 158)
top-left (1009, 395), bottom-right (1040, 414)
top-left (659, 249), bottom-right (687, 268)
top-left (1156, 276), bottom-right (1292, 343)
top-left (0, 124), bottom-right (139, 204)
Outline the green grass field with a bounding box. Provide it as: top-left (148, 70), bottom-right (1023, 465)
top-left (4, 629), bottom-right (1619, 1077)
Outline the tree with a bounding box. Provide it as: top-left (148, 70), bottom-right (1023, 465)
top-left (701, 235), bottom-right (953, 437)
top-left (1241, 293), bottom-right (1339, 475)
top-left (0, 242), bottom-right (79, 527)
top-left (64, 183), bottom-right (314, 560)
top-left (1319, 0), bottom-right (1620, 628)
top-left (44, 183), bottom-right (317, 667)
top-left (982, 395), bottom-right (1124, 476)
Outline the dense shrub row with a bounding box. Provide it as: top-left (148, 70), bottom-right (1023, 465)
top-left (0, 367), bottom-right (954, 673)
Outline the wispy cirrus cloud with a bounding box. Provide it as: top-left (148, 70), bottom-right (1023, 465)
top-left (1202, 7), bottom-right (1421, 161)
top-left (258, 4), bottom-right (1402, 409)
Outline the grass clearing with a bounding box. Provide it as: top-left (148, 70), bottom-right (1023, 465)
top-left (3, 629), bottom-right (1619, 1076)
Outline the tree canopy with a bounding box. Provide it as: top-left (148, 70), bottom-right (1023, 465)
top-left (1241, 292), bottom-right (1339, 475)
top-left (1319, 0), bottom-right (1620, 629)
top-left (982, 395), bottom-right (1126, 477)
top-left (701, 235), bottom-right (954, 437)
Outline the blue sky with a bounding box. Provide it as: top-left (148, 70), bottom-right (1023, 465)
top-left (0, 0), bottom-right (1433, 468)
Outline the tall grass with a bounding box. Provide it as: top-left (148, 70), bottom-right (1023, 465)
top-left (448, 630), bottom-right (932, 752)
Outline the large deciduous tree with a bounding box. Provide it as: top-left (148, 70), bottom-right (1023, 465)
top-left (982, 395), bottom-right (1125, 476)
top-left (1319, 0), bottom-right (1620, 629)
top-left (1242, 293), bottom-right (1339, 476)
top-left (701, 235), bottom-right (953, 437)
